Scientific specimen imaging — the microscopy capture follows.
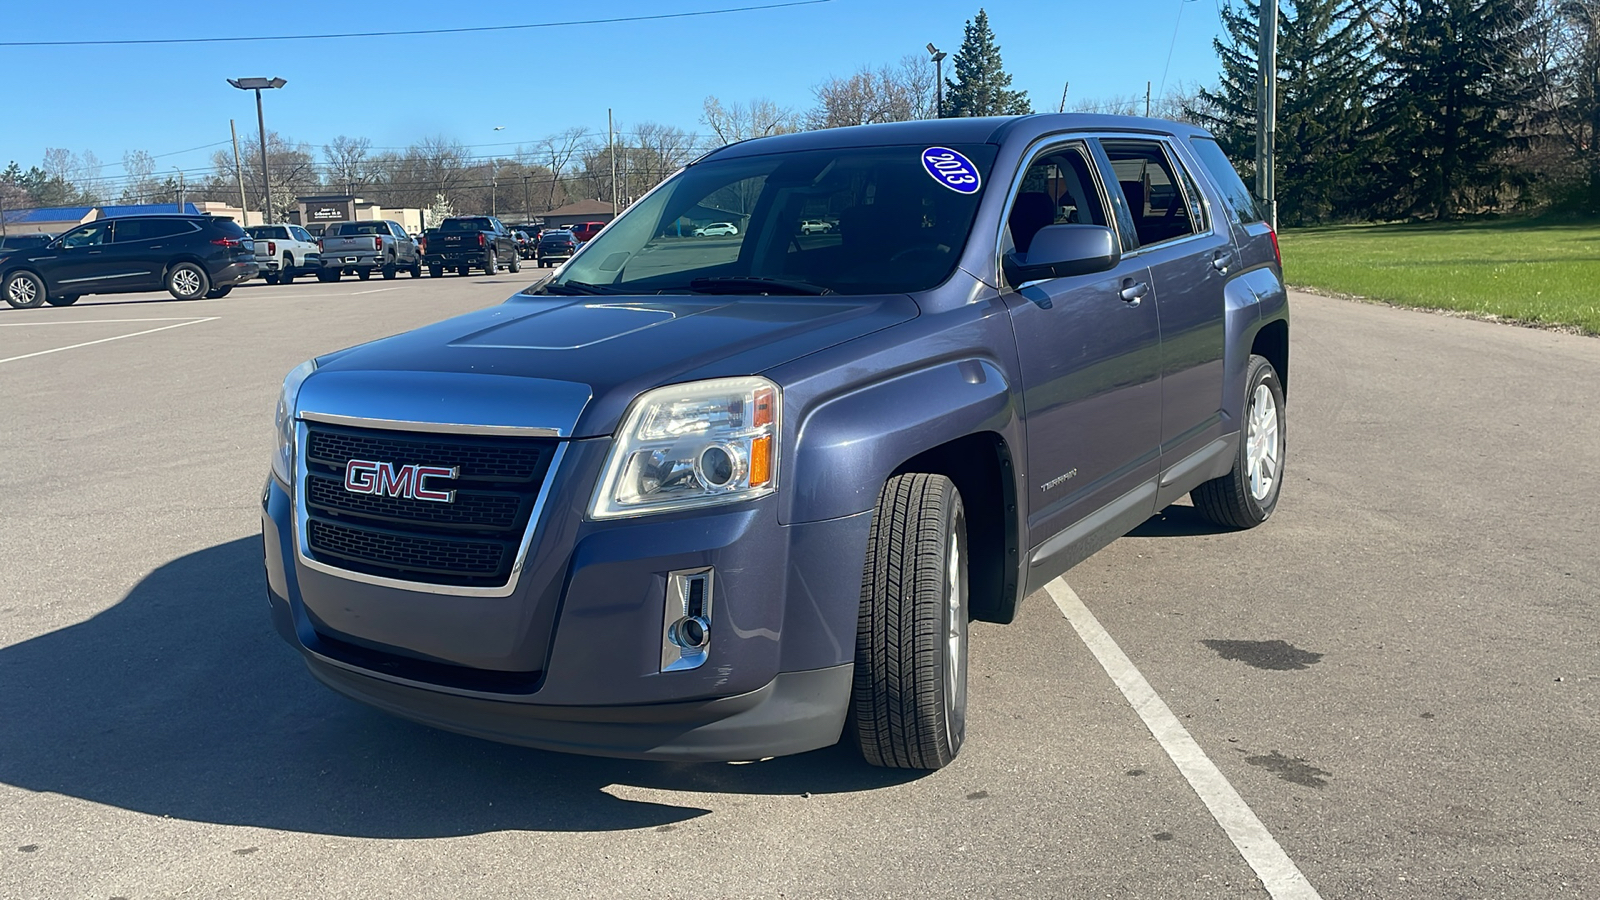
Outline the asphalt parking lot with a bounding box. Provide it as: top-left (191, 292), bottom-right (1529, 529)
top-left (2, 277), bottom-right (1597, 899)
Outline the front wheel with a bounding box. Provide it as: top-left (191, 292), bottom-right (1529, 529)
top-left (408, 263), bottom-right (421, 278)
top-left (263, 273), bottom-right (281, 285)
top-left (166, 262), bottom-right (210, 300)
top-left (851, 473), bottom-right (968, 770)
top-left (1191, 354), bottom-right (1286, 528)
top-left (485, 250), bottom-right (498, 274)
top-left (508, 252), bottom-right (521, 273)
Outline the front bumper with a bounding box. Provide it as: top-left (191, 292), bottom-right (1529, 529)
top-left (261, 455), bottom-right (869, 760)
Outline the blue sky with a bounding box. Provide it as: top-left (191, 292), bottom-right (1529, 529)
top-left (2, 0), bottom-right (1227, 190)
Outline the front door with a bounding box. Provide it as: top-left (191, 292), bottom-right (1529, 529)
top-left (999, 140), bottom-right (1163, 585)
top-left (44, 221), bottom-right (117, 294)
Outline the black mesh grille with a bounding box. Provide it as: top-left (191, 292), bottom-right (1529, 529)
top-left (309, 520), bottom-right (504, 577)
top-left (300, 422), bottom-right (559, 587)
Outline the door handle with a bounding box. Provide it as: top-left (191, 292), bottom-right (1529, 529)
top-left (1119, 280), bottom-right (1148, 305)
top-left (1212, 250), bottom-right (1233, 273)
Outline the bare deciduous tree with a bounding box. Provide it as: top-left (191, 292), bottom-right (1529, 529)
top-left (807, 55), bottom-right (937, 129)
top-left (701, 96), bottom-right (799, 145)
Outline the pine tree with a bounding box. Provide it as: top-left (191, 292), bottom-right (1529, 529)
top-left (943, 9), bottom-right (1032, 117)
top-left (1371, 0), bottom-right (1540, 218)
top-left (1189, 0), bottom-right (1381, 225)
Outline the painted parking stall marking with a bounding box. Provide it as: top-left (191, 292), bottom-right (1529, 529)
top-left (0, 316), bottom-right (219, 365)
top-left (1047, 578), bottom-right (1323, 900)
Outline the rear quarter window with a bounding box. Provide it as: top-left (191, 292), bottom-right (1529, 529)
top-left (1188, 138), bottom-right (1265, 225)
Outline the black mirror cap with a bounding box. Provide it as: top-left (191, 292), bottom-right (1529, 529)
top-left (1002, 224), bottom-right (1121, 284)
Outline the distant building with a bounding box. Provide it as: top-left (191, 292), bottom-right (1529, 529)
top-left (539, 199), bottom-right (617, 229)
top-left (0, 205), bottom-right (98, 235)
top-left (293, 194), bottom-right (423, 235)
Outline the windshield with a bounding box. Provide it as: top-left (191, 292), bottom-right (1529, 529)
top-left (441, 218), bottom-right (493, 232)
top-left (551, 142), bottom-right (996, 296)
top-left (334, 222), bottom-right (389, 235)
top-left (247, 226), bottom-right (288, 239)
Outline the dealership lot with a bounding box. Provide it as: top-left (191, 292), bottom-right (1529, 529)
top-left (2, 280), bottom-right (1597, 898)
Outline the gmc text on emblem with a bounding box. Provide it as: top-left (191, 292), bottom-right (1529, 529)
top-left (344, 459), bottom-right (459, 503)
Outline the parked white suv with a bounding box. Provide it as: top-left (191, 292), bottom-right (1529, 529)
top-left (694, 222), bottom-right (739, 237)
top-left (800, 219), bottom-right (832, 234)
top-left (246, 224), bottom-right (321, 285)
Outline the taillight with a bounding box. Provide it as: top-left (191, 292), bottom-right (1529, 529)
top-left (373, 236), bottom-right (382, 252)
top-left (420, 236), bottom-right (427, 253)
top-left (316, 238), bottom-right (323, 251)
top-left (478, 234), bottom-right (485, 248)
top-left (1268, 227), bottom-right (1282, 269)
top-left (211, 237), bottom-right (242, 248)
top-left (267, 240), bottom-right (276, 255)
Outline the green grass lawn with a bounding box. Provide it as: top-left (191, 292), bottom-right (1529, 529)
top-left (1277, 219), bottom-right (1600, 335)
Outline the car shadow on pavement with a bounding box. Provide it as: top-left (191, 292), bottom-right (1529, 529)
top-left (0, 537), bottom-right (920, 838)
top-left (1125, 503), bottom-right (1237, 538)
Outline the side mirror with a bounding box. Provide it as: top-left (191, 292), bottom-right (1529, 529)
top-left (1002, 224), bottom-right (1121, 285)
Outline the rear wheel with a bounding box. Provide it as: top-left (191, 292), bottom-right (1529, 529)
top-left (281, 256), bottom-right (296, 284)
top-left (45, 294), bottom-right (80, 307)
top-left (263, 272), bottom-right (281, 285)
top-left (166, 262), bottom-right (210, 301)
top-left (428, 265), bottom-right (443, 278)
top-left (851, 473), bottom-right (968, 770)
top-left (381, 261), bottom-right (397, 279)
top-left (317, 269), bottom-right (340, 283)
top-left (408, 263), bottom-right (422, 277)
top-left (1191, 354), bottom-right (1286, 528)
top-left (356, 268), bottom-right (371, 281)
top-left (457, 265), bottom-right (470, 276)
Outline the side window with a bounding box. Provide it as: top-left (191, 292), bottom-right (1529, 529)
top-left (1099, 139), bottom-right (1200, 248)
top-left (1188, 137), bottom-right (1265, 225)
top-left (59, 222), bottom-right (111, 249)
top-left (1002, 142), bottom-right (1109, 258)
top-left (112, 220), bottom-right (145, 242)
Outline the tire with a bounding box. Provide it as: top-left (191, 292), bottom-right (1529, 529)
top-left (357, 268), bottom-right (371, 281)
top-left (850, 473), bottom-right (969, 770)
top-left (318, 269), bottom-right (340, 283)
top-left (204, 285), bottom-right (233, 299)
top-left (508, 251), bottom-right (520, 274)
top-left (485, 250), bottom-right (498, 274)
top-left (457, 265), bottom-right (469, 276)
top-left (45, 294), bottom-right (80, 307)
top-left (4, 270), bottom-right (47, 308)
top-left (281, 256), bottom-right (296, 285)
top-left (166, 262), bottom-right (210, 301)
top-left (381, 261), bottom-right (397, 280)
top-left (408, 263), bottom-right (421, 278)
top-left (428, 265), bottom-right (443, 278)
top-left (263, 273), bottom-right (281, 285)
top-left (1192, 354), bottom-right (1286, 528)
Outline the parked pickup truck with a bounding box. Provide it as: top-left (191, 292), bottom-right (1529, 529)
top-left (246, 224), bottom-right (321, 285)
top-left (263, 115), bottom-right (1288, 770)
top-left (421, 216), bottom-right (522, 277)
top-left (316, 220), bottom-right (421, 282)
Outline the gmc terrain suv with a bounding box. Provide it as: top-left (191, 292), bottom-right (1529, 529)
top-left (262, 115), bottom-right (1288, 769)
top-left (3, 215), bottom-right (257, 307)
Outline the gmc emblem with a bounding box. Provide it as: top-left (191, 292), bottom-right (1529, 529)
top-left (344, 459), bottom-right (459, 503)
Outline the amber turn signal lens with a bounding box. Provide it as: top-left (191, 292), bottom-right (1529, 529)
top-left (752, 387), bottom-right (774, 428)
top-left (749, 435), bottom-right (772, 487)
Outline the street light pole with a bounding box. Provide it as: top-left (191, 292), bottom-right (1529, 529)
top-left (228, 77), bottom-right (287, 222)
top-left (230, 119), bottom-right (251, 225)
top-left (927, 43), bottom-right (947, 118)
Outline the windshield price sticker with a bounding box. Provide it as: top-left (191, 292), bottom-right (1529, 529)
top-left (922, 147), bottom-right (981, 194)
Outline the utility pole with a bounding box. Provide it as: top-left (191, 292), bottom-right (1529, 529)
top-left (230, 119), bottom-right (251, 225)
top-left (1145, 81), bottom-right (1152, 117)
top-left (1257, 0), bottom-right (1279, 230)
top-left (608, 108), bottom-right (617, 219)
top-left (1058, 81), bottom-right (1069, 113)
top-left (522, 173), bottom-right (531, 219)
top-left (173, 167), bottom-right (186, 213)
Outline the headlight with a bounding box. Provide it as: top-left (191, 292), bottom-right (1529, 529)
top-left (270, 359), bottom-right (317, 485)
top-left (589, 376), bottom-right (780, 519)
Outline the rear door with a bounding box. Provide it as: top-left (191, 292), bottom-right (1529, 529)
top-left (1094, 137), bottom-right (1233, 472)
top-left (999, 139), bottom-right (1163, 581)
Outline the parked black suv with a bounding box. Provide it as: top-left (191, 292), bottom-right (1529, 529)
top-left (535, 229), bottom-right (577, 267)
top-left (1, 215), bottom-right (257, 308)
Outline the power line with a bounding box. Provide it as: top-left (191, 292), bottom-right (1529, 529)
top-left (1, 0), bottom-right (832, 47)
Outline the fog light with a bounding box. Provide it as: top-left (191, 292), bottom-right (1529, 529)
top-left (661, 567), bottom-right (714, 672)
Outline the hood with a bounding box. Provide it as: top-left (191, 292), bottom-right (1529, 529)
top-left (301, 291), bottom-right (919, 437)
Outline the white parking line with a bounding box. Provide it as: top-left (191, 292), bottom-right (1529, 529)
top-left (1047, 579), bottom-right (1323, 900)
top-left (0, 317), bottom-right (219, 365)
top-left (349, 287), bottom-right (400, 295)
top-left (0, 317), bottom-right (206, 327)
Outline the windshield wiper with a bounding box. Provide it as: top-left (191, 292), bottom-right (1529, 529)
top-left (686, 276), bottom-right (834, 296)
top-left (538, 280), bottom-right (612, 295)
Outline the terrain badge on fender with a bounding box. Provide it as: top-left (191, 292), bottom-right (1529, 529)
top-left (344, 459), bottom-right (459, 503)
